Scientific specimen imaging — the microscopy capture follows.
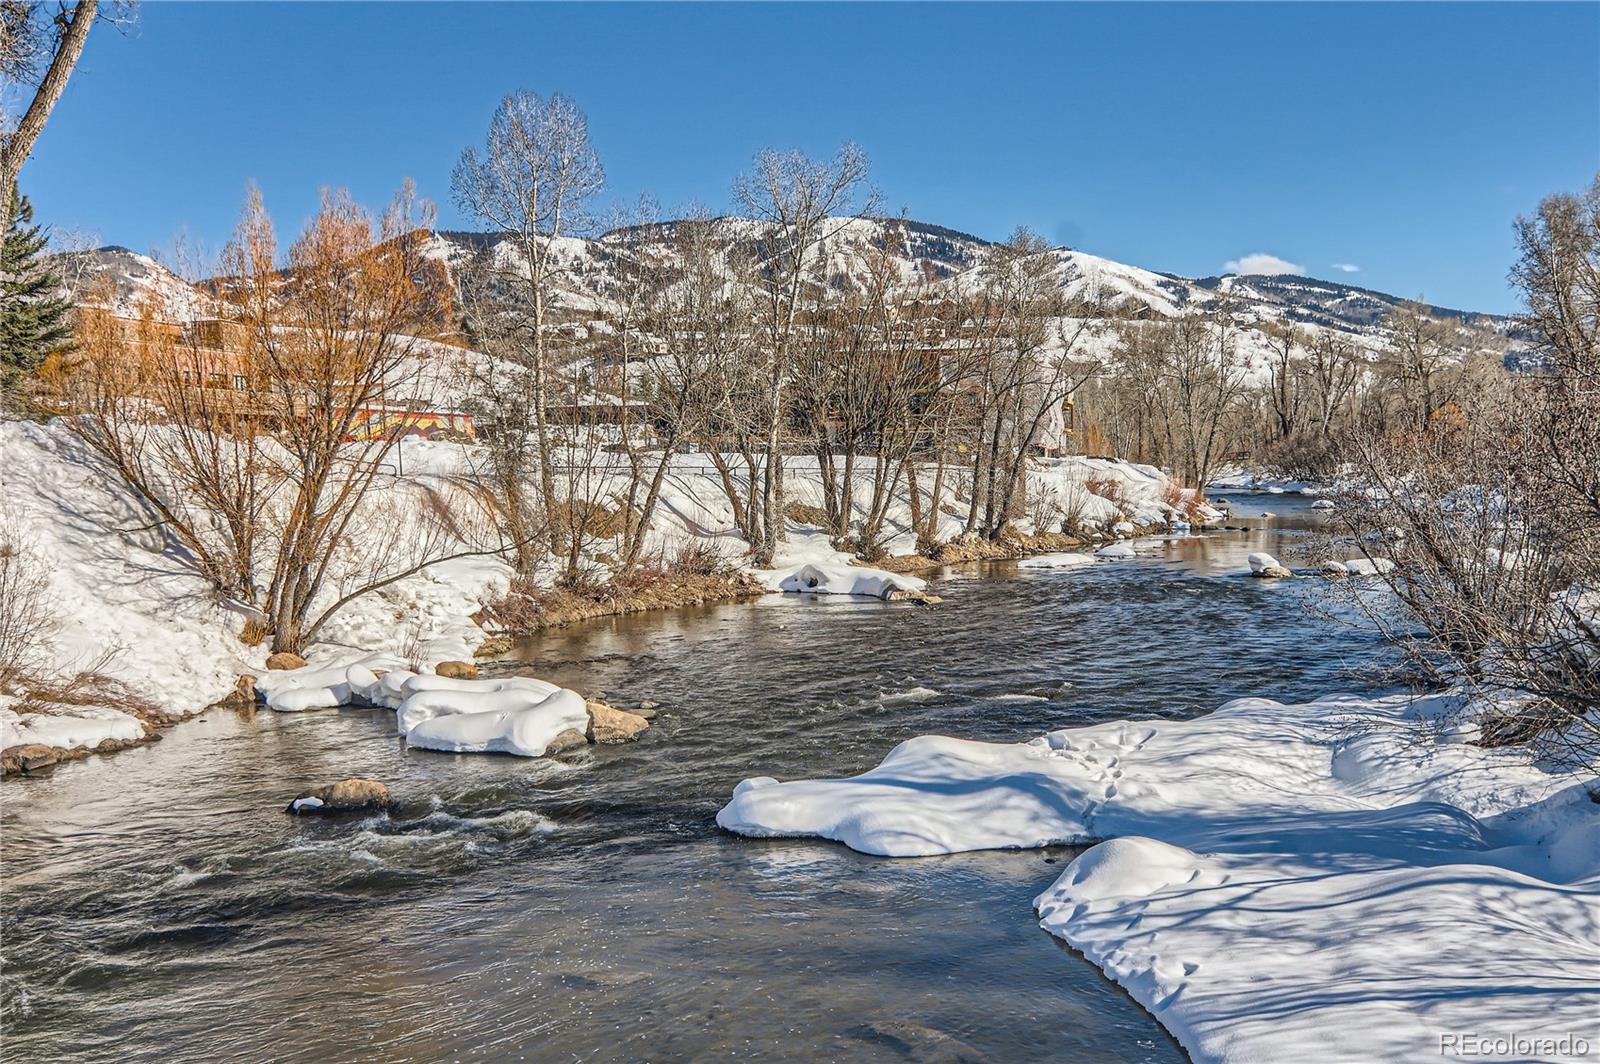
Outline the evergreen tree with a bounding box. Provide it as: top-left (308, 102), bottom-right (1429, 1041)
top-left (1, 191), bottom-right (73, 391)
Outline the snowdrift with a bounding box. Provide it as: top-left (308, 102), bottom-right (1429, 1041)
top-left (717, 693), bottom-right (1598, 1063)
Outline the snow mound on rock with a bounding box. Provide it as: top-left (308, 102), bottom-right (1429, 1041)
top-left (1246, 552), bottom-right (1280, 574)
top-left (403, 687), bottom-right (588, 757)
top-left (1017, 552), bottom-right (1097, 570)
top-left (253, 652), bottom-right (409, 712)
top-left (1042, 836), bottom-right (1200, 904)
top-left (395, 676), bottom-right (562, 734)
top-left (0, 698), bottom-right (145, 750)
top-left (766, 562), bottom-right (925, 599)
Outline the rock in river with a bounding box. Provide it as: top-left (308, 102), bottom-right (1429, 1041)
top-left (287, 778), bottom-right (392, 815)
top-left (586, 701), bottom-right (652, 744)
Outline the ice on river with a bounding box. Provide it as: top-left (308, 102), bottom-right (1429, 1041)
top-left (717, 692), bottom-right (1598, 1064)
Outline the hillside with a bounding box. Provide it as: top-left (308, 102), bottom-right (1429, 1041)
top-left (52, 216), bottom-right (1512, 343)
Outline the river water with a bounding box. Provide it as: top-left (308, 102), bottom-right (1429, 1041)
top-left (1, 496), bottom-right (1384, 1063)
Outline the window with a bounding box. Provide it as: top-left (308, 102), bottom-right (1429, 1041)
top-left (233, 375), bottom-right (247, 391)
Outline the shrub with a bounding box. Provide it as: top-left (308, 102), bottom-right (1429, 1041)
top-left (0, 513), bottom-right (56, 689)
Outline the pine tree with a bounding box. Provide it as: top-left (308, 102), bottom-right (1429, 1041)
top-left (1, 191), bottom-right (73, 390)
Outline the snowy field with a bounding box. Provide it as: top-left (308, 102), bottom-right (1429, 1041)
top-left (718, 693), bottom-right (1599, 1063)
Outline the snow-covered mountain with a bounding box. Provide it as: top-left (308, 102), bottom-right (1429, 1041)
top-left (53, 218), bottom-right (1512, 343)
top-left (51, 245), bottom-right (213, 319)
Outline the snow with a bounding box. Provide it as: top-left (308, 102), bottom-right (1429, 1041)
top-left (717, 693), bottom-right (1598, 1064)
top-left (1245, 551), bottom-right (1279, 574)
top-left (403, 686), bottom-right (588, 757)
top-left (0, 420), bottom-right (262, 715)
top-left (1095, 544), bottom-right (1135, 559)
top-left (764, 561), bottom-right (925, 599)
top-left (394, 675), bottom-right (562, 735)
top-left (0, 697), bottom-right (145, 750)
top-left (253, 652), bottom-right (410, 712)
top-left (1343, 556), bottom-right (1397, 576)
top-left (248, 652), bottom-right (585, 759)
top-left (1016, 552), bottom-right (1097, 569)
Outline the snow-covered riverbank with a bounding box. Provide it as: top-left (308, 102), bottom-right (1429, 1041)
top-left (0, 417), bottom-right (1203, 767)
top-left (718, 693), bottom-right (1599, 1063)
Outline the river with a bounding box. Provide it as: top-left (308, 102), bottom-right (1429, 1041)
top-left (1, 496), bottom-right (1385, 1062)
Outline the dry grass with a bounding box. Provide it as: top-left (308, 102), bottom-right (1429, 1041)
top-left (477, 542), bottom-right (761, 637)
top-left (239, 616), bottom-right (271, 647)
top-left (13, 670), bottom-right (175, 727)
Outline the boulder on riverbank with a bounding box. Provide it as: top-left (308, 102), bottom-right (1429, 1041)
top-left (434, 660), bottom-right (479, 680)
top-left (287, 778), bottom-right (392, 815)
top-left (265, 652), bottom-right (307, 671)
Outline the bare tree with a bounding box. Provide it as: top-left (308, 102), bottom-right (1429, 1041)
top-left (733, 143), bottom-right (876, 564)
top-left (453, 90), bottom-right (605, 566)
top-left (61, 183), bottom-right (493, 655)
top-left (1326, 175), bottom-right (1600, 770)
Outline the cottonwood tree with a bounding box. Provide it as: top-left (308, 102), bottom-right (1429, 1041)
top-left (611, 210), bottom-right (745, 569)
top-left (1, 0), bottom-right (133, 209)
top-left (453, 90), bottom-right (605, 569)
top-left (958, 228), bottom-right (1099, 540)
top-left (1377, 299), bottom-right (1463, 431)
top-left (733, 143), bottom-right (876, 564)
top-left (791, 220), bottom-right (949, 554)
top-left (1304, 328), bottom-right (1365, 438)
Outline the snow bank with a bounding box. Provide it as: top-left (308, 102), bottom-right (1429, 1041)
top-left (0, 420), bottom-right (260, 713)
top-left (764, 561), bottom-right (925, 599)
top-left (1342, 556), bottom-right (1397, 576)
top-left (1016, 552), bottom-right (1097, 569)
top-left (404, 687), bottom-right (588, 757)
top-left (0, 697), bottom-right (145, 750)
top-left (3, 418), bottom-right (1195, 729)
top-left (717, 693), bottom-right (1598, 1063)
top-left (1094, 544), bottom-right (1135, 559)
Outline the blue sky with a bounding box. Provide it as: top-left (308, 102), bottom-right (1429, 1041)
top-left (24, 2), bottom-right (1600, 312)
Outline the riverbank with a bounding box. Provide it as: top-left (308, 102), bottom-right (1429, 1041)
top-left (1, 416), bottom-right (1205, 775)
top-left (717, 691), bottom-right (1599, 1063)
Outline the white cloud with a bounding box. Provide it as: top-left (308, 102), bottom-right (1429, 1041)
top-left (1331, 262), bottom-right (1361, 273)
top-left (1223, 252), bottom-right (1304, 276)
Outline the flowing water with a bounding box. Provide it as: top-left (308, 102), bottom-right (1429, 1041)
top-left (2, 500), bottom-right (1384, 1063)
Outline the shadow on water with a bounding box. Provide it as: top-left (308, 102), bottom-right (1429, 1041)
top-left (1, 514), bottom-right (1387, 1063)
